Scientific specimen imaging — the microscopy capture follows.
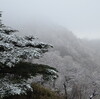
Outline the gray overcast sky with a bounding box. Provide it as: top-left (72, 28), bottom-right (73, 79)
top-left (0, 0), bottom-right (100, 39)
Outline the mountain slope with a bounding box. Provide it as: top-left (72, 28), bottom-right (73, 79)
top-left (17, 21), bottom-right (100, 98)
top-left (27, 22), bottom-right (100, 93)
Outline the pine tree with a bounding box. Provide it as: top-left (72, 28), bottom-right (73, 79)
top-left (0, 12), bottom-right (58, 98)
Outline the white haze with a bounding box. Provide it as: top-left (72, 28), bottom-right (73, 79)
top-left (1, 0), bottom-right (100, 98)
top-left (0, 0), bottom-right (100, 39)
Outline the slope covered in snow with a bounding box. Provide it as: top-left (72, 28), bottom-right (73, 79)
top-left (25, 22), bottom-right (100, 97)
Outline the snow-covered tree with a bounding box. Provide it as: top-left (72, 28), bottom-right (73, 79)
top-left (0, 12), bottom-right (58, 98)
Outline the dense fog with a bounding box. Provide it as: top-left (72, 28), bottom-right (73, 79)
top-left (1, 0), bottom-right (100, 98)
top-left (32, 23), bottom-right (100, 94)
top-left (1, 8), bottom-right (100, 99)
top-left (1, 0), bottom-right (100, 39)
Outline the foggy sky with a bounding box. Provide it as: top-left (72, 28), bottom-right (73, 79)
top-left (0, 0), bottom-right (100, 39)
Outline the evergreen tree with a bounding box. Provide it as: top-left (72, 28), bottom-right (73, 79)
top-left (0, 12), bottom-right (58, 98)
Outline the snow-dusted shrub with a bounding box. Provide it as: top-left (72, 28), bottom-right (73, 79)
top-left (0, 12), bottom-right (58, 98)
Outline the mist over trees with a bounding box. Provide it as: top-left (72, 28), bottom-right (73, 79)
top-left (1, 11), bottom-right (100, 98)
top-left (31, 21), bottom-right (100, 98)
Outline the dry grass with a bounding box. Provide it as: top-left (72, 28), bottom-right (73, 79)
top-left (3, 83), bottom-right (64, 99)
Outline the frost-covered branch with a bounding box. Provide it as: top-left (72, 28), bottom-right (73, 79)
top-left (0, 12), bottom-right (58, 98)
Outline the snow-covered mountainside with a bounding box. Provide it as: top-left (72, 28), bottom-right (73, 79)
top-left (22, 22), bottom-right (99, 70)
top-left (2, 18), bottom-right (100, 98)
top-left (21, 22), bottom-right (100, 96)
